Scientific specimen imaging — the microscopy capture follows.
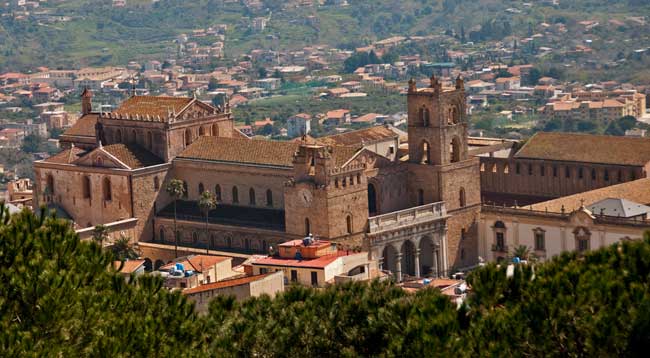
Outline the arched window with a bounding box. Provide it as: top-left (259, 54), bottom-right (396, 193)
top-left (493, 221), bottom-right (507, 252)
top-left (46, 174), bottom-right (55, 195)
top-left (199, 126), bottom-right (205, 136)
top-left (305, 218), bottom-right (311, 236)
top-left (266, 189), bottom-right (273, 207)
top-left (115, 129), bottom-right (122, 143)
top-left (232, 186), bottom-right (239, 203)
top-left (159, 228), bottom-right (165, 242)
top-left (103, 177), bottom-right (112, 201)
top-left (249, 188), bottom-right (256, 205)
top-left (356, 173), bottom-right (361, 183)
top-left (421, 141), bottom-right (430, 164)
top-left (198, 182), bottom-right (205, 194)
top-left (183, 181), bottom-right (188, 198)
top-left (346, 215), bottom-right (352, 234)
top-left (368, 183), bottom-right (377, 215)
top-left (450, 137), bottom-right (461, 163)
top-left (417, 189), bottom-right (424, 206)
top-left (184, 128), bottom-right (192, 146)
top-left (212, 123), bottom-right (219, 136)
top-left (420, 106), bottom-right (430, 127)
top-left (451, 107), bottom-right (459, 124)
top-left (153, 176), bottom-right (160, 190)
top-left (82, 175), bottom-right (91, 199)
top-left (459, 187), bottom-right (466, 208)
top-left (215, 185), bottom-right (222, 201)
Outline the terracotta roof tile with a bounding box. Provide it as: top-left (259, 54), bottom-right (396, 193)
top-left (112, 96), bottom-right (194, 118)
top-left (515, 132), bottom-right (650, 166)
top-left (113, 260), bottom-right (145, 273)
top-left (183, 273), bottom-right (272, 295)
top-left (43, 147), bottom-right (86, 164)
top-left (178, 136), bottom-right (299, 167)
top-left (63, 113), bottom-right (98, 137)
top-left (161, 255), bottom-right (230, 273)
top-left (532, 178), bottom-right (650, 213)
top-left (102, 143), bottom-right (164, 169)
top-left (318, 125), bottom-right (398, 147)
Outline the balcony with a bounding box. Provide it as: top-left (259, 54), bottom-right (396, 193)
top-left (491, 244), bottom-right (509, 253)
top-left (368, 202), bottom-right (448, 234)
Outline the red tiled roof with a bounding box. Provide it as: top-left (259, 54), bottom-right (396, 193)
top-left (318, 125), bottom-right (397, 147)
top-left (515, 132), bottom-right (650, 166)
top-left (161, 255), bottom-right (230, 273)
top-left (252, 251), bottom-right (349, 269)
top-left (113, 260), bottom-right (145, 274)
top-left (112, 96), bottom-right (194, 118)
top-left (183, 273), bottom-right (271, 295)
top-left (178, 136), bottom-right (299, 167)
top-left (42, 147), bottom-right (86, 164)
top-left (63, 113), bottom-right (98, 138)
top-left (102, 143), bottom-right (164, 169)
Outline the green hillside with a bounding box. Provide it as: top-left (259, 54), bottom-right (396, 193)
top-left (1, 0), bottom-right (650, 70)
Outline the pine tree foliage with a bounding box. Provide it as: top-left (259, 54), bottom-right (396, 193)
top-left (2, 204), bottom-right (650, 356)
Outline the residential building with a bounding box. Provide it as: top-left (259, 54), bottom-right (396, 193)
top-left (287, 113), bottom-right (312, 138)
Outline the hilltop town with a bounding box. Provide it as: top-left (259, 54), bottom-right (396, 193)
top-left (1, 2), bottom-right (650, 353)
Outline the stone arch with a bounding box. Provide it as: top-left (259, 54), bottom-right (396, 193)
top-left (266, 189), bottom-right (273, 207)
top-left (402, 240), bottom-right (417, 278)
top-left (368, 182), bottom-right (378, 215)
top-left (450, 136), bottom-right (461, 163)
top-left (346, 215), bottom-right (353, 234)
top-left (381, 244), bottom-right (399, 275)
top-left (146, 131), bottom-right (153, 150)
top-left (419, 236), bottom-right (436, 277)
top-left (154, 259), bottom-right (165, 270)
top-left (215, 184), bottom-right (222, 201)
top-left (249, 188), bottom-right (256, 205)
top-left (143, 258), bottom-right (153, 272)
top-left (82, 175), bottom-right (91, 199)
top-left (184, 128), bottom-right (192, 146)
top-left (102, 177), bottom-right (112, 201)
top-left (232, 186), bottom-right (239, 203)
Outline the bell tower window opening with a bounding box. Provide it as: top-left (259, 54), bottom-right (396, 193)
top-left (421, 141), bottom-right (431, 164)
top-left (450, 136), bottom-right (461, 163)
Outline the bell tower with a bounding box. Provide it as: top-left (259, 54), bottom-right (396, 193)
top-left (284, 143), bottom-right (368, 244)
top-left (406, 75), bottom-right (481, 270)
top-left (406, 75), bottom-right (479, 211)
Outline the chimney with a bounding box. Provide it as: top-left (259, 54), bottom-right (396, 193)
top-left (81, 88), bottom-right (93, 115)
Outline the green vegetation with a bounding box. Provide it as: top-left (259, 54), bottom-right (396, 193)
top-left (3, 205), bottom-right (650, 356)
top-left (3, 0), bottom-right (650, 72)
top-left (233, 87), bottom-right (404, 126)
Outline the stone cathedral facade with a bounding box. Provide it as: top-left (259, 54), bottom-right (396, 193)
top-left (34, 77), bottom-right (481, 280)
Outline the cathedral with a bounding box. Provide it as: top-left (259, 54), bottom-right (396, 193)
top-left (34, 76), bottom-right (650, 281)
top-left (34, 76), bottom-right (479, 280)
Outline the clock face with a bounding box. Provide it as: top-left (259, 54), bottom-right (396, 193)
top-left (299, 189), bottom-right (313, 207)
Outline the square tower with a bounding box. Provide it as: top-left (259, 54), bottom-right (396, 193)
top-left (406, 75), bottom-right (480, 211)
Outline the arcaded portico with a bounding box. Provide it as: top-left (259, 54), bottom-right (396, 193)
top-left (367, 202), bottom-right (449, 282)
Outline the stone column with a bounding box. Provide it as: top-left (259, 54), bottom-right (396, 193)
top-left (441, 231), bottom-right (449, 277)
top-left (432, 247), bottom-right (439, 278)
top-left (395, 252), bottom-right (403, 282)
top-left (414, 248), bottom-right (421, 278)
